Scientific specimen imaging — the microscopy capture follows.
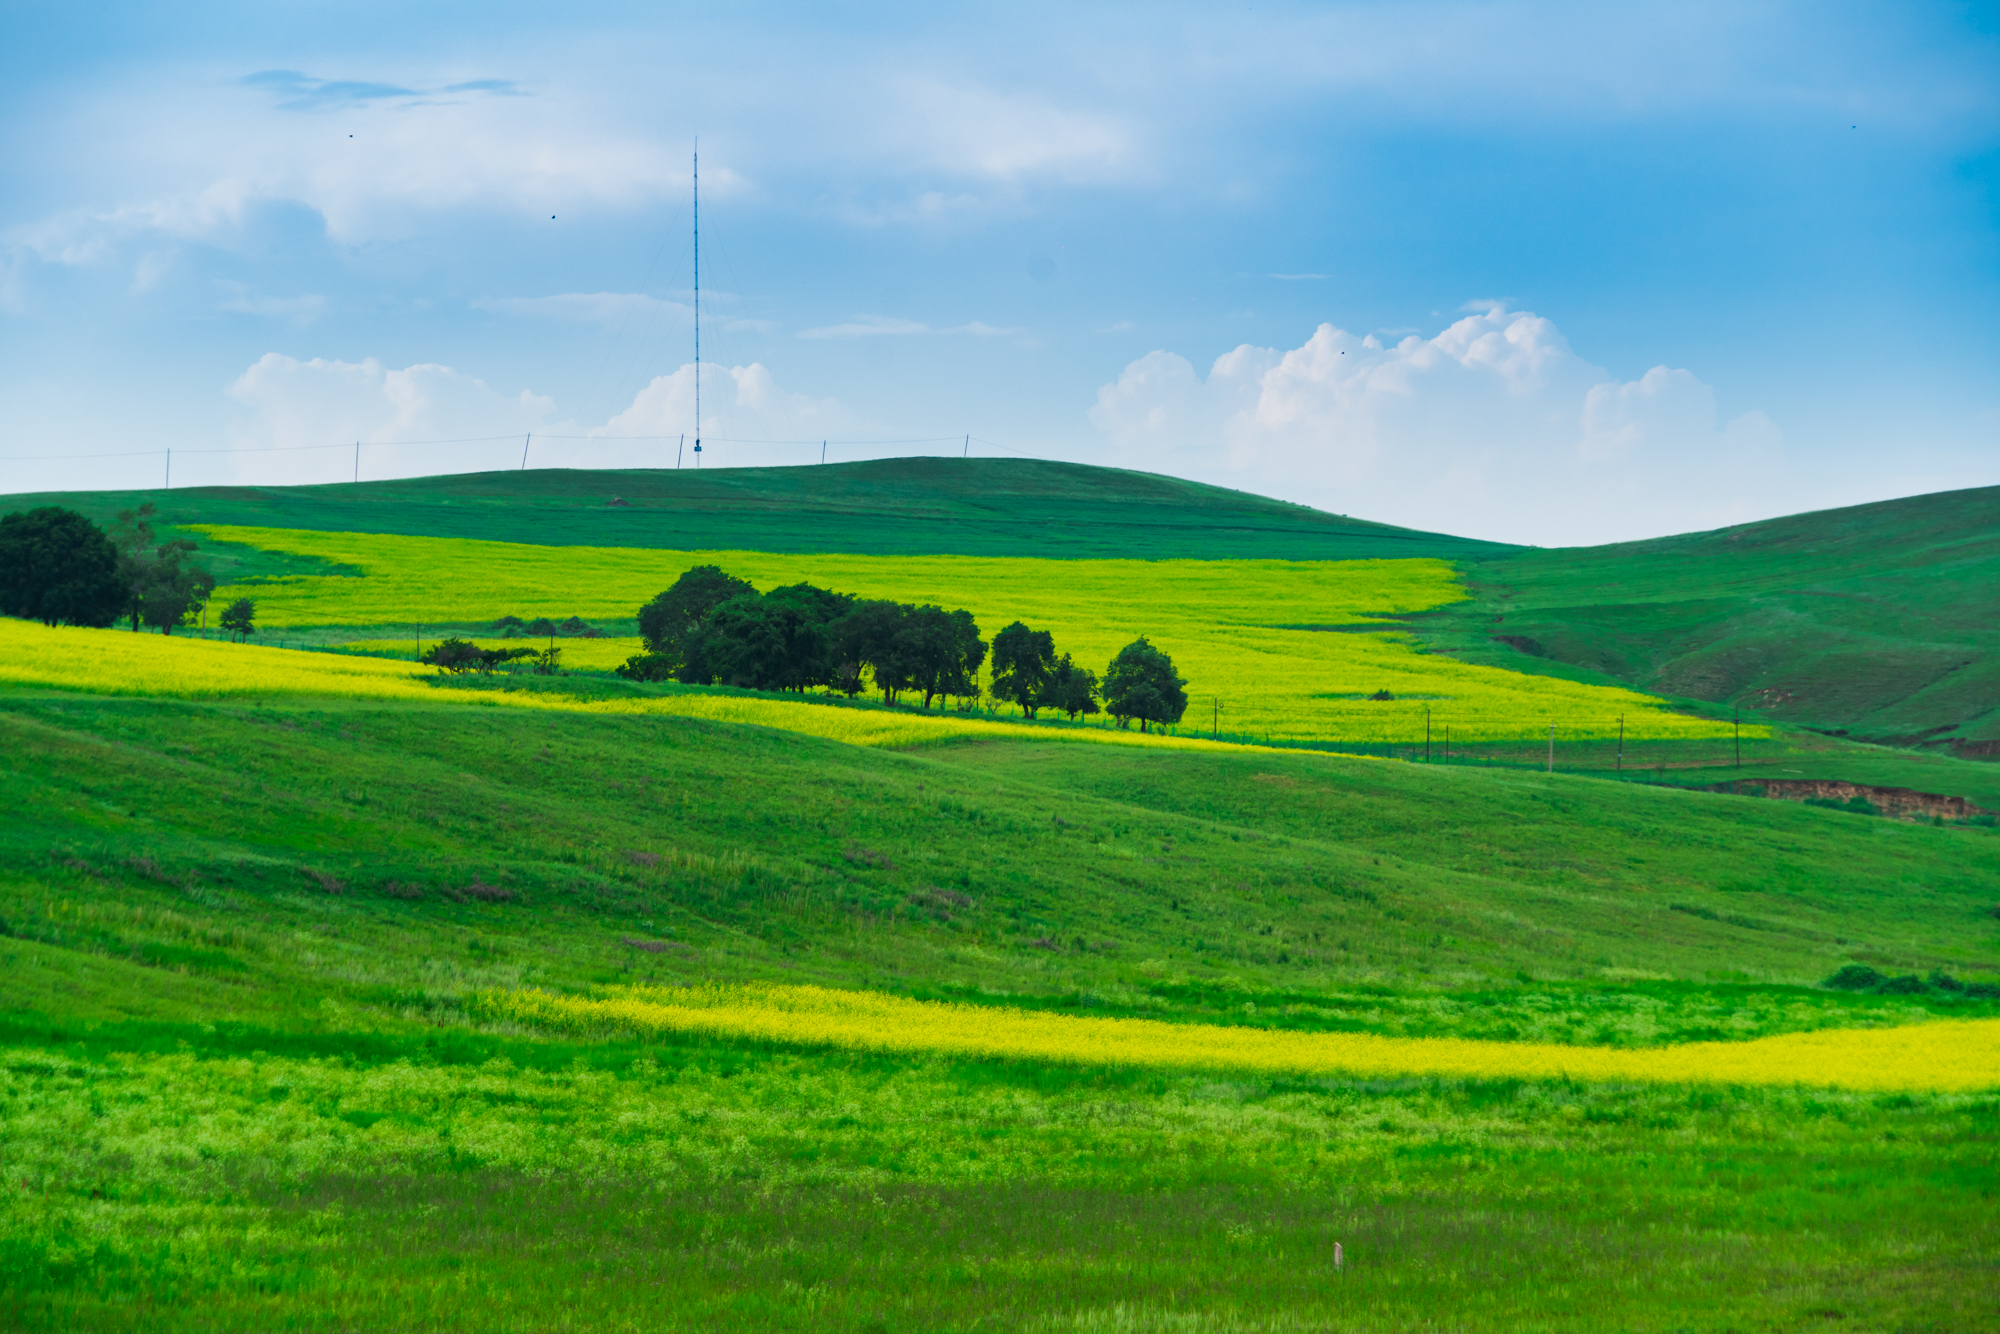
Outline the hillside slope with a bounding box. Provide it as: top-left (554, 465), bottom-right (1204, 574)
top-left (7, 457), bottom-right (1509, 562)
top-left (1414, 485), bottom-right (2000, 754)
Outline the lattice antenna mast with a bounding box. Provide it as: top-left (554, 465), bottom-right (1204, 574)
top-left (692, 143), bottom-right (701, 466)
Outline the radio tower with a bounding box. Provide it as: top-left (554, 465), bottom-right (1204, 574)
top-left (692, 143), bottom-right (702, 468)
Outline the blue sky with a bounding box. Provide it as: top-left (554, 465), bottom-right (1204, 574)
top-left (2, 0), bottom-right (1995, 543)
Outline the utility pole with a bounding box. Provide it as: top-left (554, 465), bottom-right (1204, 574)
top-left (963, 434), bottom-right (969, 458)
top-left (1617, 715), bottom-right (1624, 773)
top-left (1734, 705), bottom-right (1741, 769)
top-left (821, 440), bottom-right (827, 465)
top-left (520, 434), bottom-right (530, 471)
top-left (677, 434), bottom-right (684, 469)
top-left (164, 449), bottom-right (171, 490)
top-left (355, 440), bottom-right (361, 483)
top-left (1547, 724), bottom-right (1555, 774)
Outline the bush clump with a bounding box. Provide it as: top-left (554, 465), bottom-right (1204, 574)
top-left (1824, 963), bottom-right (2000, 999)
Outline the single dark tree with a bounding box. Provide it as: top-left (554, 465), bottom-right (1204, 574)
top-left (1102, 637), bottom-right (1188, 733)
top-left (107, 503), bottom-right (214, 634)
top-left (1045, 653), bottom-right (1101, 720)
top-left (905, 605), bottom-right (985, 710)
top-left (616, 652), bottom-right (673, 682)
top-left (526, 617), bottom-right (559, 637)
top-left (219, 597), bottom-right (256, 641)
top-left (421, 637), bottom-right (487, 673)
top-left (135, 539), bottom-right (215, 634)
top-left (637, 565), bottom-right (757, 677)
top-left (0, 507), bottom-right (129, 627)
top-left (990, 620), bottom-right (1056, 718)
top-left (108, 503), bottom-right (157, 630)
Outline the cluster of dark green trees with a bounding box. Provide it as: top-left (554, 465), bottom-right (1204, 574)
top-left (619, 566), bottom-right (984, 708)
top-left (0, 503), bottom-right (251, 637)
top-left (618, 565), bottom-right (1192, 730)
top-left (422, 638), bottom-right (561, 674)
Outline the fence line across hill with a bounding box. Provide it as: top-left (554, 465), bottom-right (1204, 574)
top-left (0, 432), bottom-right (1053, 493)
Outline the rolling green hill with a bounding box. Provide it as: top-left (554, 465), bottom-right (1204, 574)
top-left (1414, 484), bottom-right (2000, 756)
top-left (6, 456), bottom-right (1508, 563)
top-left (9, 463), bottom-right (2000, 1327)
top-left (4, 689), bottom-right (1998, 1330)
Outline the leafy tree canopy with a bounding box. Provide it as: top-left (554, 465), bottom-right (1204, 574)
top-left (1102, 637), bottom-right (1188, 732)
top-left (107, 503), bottom-right (215, 634)
top-left (1046, 653), bottom-right (1101, 720)
top-left (991, 621), bottom-right (1056, 718)
top-left (698, 583), bottom-right (855, 692)
top-left (905, 605), bottom-right (985, 710)
top-left (638, 565), bottom-right (757, 676)
top-left (219, 598), bottom-right (256, 640)
top-left (0, 506), bottom-right (129, 628)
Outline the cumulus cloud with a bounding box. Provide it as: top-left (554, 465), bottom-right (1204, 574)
top-left (1088, 305), bottom-right (1785, 546)
top-left (5, 66), bottom-right (722, 282)
top-left (218, 352), bottom-right (855, 485)
top-left (605, 362), bottom-right (857, 458)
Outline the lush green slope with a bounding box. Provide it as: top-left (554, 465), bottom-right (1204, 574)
top-left (7, 457), bottom-right (1509, 566)
top-left (4, 690), bottom-right (1998, 1330)
top-left (7, 691), bottom-right (1998, 1026)
top-left (1415, 484), bottom-right (2000, 754)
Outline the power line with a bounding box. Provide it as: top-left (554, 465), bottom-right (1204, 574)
top-left (0, 434), bottom-right (523, 462)
top-left (2, 433), bottom-right (1040, 474)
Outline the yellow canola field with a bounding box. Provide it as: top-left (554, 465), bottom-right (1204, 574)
top-left (198, 525), bottom-right (1745, 743)
top-left (337, 635), bottom-right (647, 672)
top-left (0, 619), bottom-right (1290, 757)
top-left (489, 984), bottom-right (2000, 1094)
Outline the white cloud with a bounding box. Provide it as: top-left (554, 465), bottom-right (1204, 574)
top-left (218, 351), bottom-right (856, 483)
top-left (1088, 305), bottom-right (1786, 546)
top-left (798, 314), bottom-right (1023, 340)
top-left (474, 292), bottom-right (688, 325)
top-left (887, 79), bottom-right (1141, 183)
top-left (606, 362), bottom-right (856, 456)
top-left (473, 292), bottom-right (776, 333)
top-left (216, 283), bottom-right (326, 321)
top-left (799, 315), bottom-right (932, 340)
top-left (5, 67), bottom-right (723, 278)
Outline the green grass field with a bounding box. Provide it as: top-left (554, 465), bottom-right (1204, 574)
top-left (4, 687), bottom-right (1998, 1329)
top-left (10, 457), bottom-right (1508, 567)
top-left (1416, 484), bottom-right (2000, 754)
top-left (4, 463), bottom-right (1998, 1330)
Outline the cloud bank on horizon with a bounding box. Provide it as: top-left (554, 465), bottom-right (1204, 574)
top-left (1092, 305), bottom-right (1785, 545)
top-left (1, 1), bottom-right (1995, 546)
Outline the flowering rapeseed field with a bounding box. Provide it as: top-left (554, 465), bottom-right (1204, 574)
top-left (197, 525), bottom-right (1742, 743)
top-left (489, 984), bottom-right (2000, 1093)
top-left (336, 635), bottom-right (648, 671)
top-left (0, 618), bottom-right (1286, 755)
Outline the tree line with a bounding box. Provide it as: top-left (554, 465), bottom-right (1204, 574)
top-left (0, 504), bottom-right (256, 637)
top-left (619, 565), bottom-right (1191, 731)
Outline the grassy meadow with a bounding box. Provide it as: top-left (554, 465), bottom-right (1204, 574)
top-left (4, 681), bottom-right (1999, 1329)
top-left (1418, 482), bottom-right (2000, 752)
top-left (4, 463), bottom-right (1998, 1330)
top-left (184, 525), bottom-right (1743, 744)
top-left (11, 457), bottom-right (1508, 562)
